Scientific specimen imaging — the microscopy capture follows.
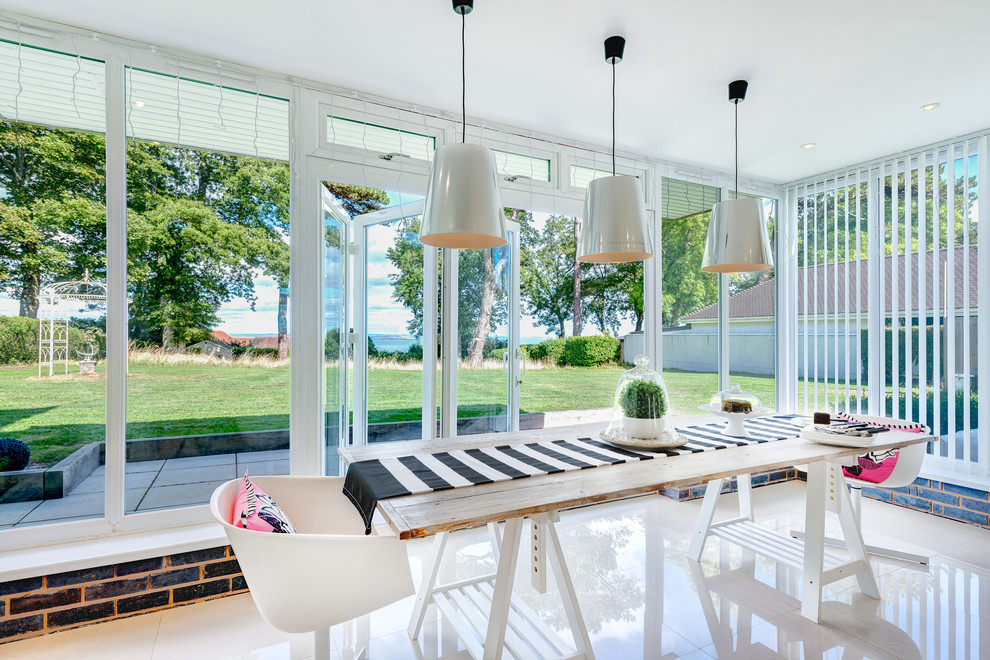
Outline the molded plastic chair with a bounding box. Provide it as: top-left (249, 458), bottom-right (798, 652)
top-left (793, 441), bottom-right (930, 564)
top-left (210, 476), bottom-right (415, 635)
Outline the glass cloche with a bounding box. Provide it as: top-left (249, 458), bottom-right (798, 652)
top-left (708, 383), bottom-right (761, 414)
top-left (700, 383), bottom-right (771, 437)
top-left (601, 355), bottom-right (684, 449)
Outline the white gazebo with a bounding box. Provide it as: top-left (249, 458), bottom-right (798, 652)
top-left (37, 270), bottom-right (109, 377)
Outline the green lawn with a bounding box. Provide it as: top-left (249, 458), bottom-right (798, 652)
top-left (1, 362), bottom-right (776, 465)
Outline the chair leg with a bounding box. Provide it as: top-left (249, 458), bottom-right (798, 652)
top-left (314, 627), bottom-right (332, 660)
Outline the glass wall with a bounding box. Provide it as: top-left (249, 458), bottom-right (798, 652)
top-left (123, 67), bottom-right (290, 510)
top-left (0, 42), bottom-right (107, 527)
top-left (728, 195), bottom-right (778, 411)
top-left (660, 179), bottom-right (721, 415)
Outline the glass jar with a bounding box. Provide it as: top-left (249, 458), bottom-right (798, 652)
top-left (602, 355), bottom-right (682, 449)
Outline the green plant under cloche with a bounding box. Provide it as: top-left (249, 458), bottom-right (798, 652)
top-left (0, 437), bottom-right (30, 472)
top-left (620, 380), bottom-right (667, 419)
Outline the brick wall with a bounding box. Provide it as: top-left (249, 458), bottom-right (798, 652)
top-left (859, 478), bottom-right (990, 528)
top-left (660, 467), bottom-right (799, 501)
top-left (0, 546), bottom-right (246, 644)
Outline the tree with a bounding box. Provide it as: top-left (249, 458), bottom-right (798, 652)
top-left (660, 211), bottom-right (718, 326)
top-left (0, 121), bottom-right (107, 317)
top-left (520, 215), bottom-right (575, 337)
top-left (127, 198), bottom-right (271, 347)
top-left (572, 217), bottom-right (582, 336)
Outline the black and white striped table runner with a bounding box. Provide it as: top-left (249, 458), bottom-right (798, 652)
top-left (343, 414), bottom-right (808, 533)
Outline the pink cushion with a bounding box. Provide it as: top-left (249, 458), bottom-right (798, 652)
top-left (232, 472), bottom-right (297, 534)
top-left (836, 413), bottom-right (926, 484)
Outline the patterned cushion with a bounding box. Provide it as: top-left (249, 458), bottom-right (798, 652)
top-left (232, 472), bottom-right (297, 534)
top-left (837, 413), bottom-right (926, 484)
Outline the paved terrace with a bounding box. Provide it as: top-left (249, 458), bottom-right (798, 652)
top-left (0, 450), bottom-right (289, 529)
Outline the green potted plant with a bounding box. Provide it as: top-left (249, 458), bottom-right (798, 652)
top-left (620, 380), bottom-right (668, 439)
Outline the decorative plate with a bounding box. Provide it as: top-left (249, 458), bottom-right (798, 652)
top-left (600, 430), bottom-right (688, 451)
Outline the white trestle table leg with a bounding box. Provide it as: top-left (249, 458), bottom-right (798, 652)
top-left (737, 473), bottom-right (754, 521)
top-left (831, 466), bottom-right (880, 598)
top-left (483, 517), bottom-right (523, 660)
top-left (530, 513), bottom-right (550, 594)
top-left (801, 462), bottom-right (827, 622)
top-left (408, 531), bottom-right (448, 639)
top-left (688, 478), bottom-right (724, 561)
top-left (546, 515), bottom-right (595, 659)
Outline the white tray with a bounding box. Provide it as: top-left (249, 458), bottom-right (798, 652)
top-left (800, 426), bottom-right (876, 448)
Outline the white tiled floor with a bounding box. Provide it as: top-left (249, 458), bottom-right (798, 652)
top-left (4, 480), bottom-right (990, 659)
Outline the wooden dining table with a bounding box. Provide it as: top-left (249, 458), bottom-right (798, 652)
top-left (341, 418), bottom-right (932, 660)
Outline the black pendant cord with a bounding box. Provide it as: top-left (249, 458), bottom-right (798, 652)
top-left (461, 10), bottom-right (466, 144)
top-left (611, 59), bottom-right (616, 177)
top-left (734, 99), bottom-right (739, 199)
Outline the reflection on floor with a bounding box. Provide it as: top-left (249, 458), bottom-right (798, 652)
top-left (0, 450), bottom-right (289, 528)
top-left (3, 480), bottom-right (989, 659)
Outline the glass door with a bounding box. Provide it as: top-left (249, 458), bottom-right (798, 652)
top-left (353, 199), bottom-right (437, 446)
top-left (451, 220), bottom-right (521, 435)
top-left (323, 189), bottom-right (349, 476)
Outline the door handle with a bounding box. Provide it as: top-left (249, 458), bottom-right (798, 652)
top-left (502, 351), bottom-right (509, 376)
top-left (519, 350), bottom-right (526, 379)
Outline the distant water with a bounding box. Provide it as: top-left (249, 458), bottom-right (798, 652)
top-left (370, 335), bottom-right (418, 352)
top-left (369, 335), bottom-right (547, 353)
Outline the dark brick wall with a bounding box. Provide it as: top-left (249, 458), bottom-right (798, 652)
top-left (0, 546), bottom-right (247, 645)
top-left (859, 478), bottom-right (990, 528)
top-left (659, 467), bottom-right (799, 501)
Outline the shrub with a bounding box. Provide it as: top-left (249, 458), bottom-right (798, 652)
top-left (529, 337), bottom-right (566, 364)
top-left (560, 335), bottom-right (620, 367)
top-left (846, 388), bottom-right (977, 436)
top-left (861, 326), bottom-right (938, 385)
top-left (489, 347), bottom-right (509, 361)
top-left (619, 380), bottom-right (667, 419)
top-left (0, 438), bottom-right (30, 472)
top-left (0, 316), bottom-right (106, 365)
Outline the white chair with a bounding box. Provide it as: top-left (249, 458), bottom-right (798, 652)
top-left (792, 442), bottom-right (929, 564)
top-left (210, 476), bottom-right (415, 648)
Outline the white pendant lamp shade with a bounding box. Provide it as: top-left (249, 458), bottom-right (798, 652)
top-left (577, 35), bottom-right (654, 264)
top-left (577, 175), bottom-right (653, 263)
top-left (702, 79), bottom-right (773, 273)
top-left (419, 142), bottom-right (506, 249)
top-left (701, 197), bottom-right (774, 272)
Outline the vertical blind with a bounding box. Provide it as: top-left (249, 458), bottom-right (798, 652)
top-left (785, 135), bottom-right (987, 479)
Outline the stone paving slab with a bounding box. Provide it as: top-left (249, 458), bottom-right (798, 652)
top-left (0, 450), bottom-right (291, 528)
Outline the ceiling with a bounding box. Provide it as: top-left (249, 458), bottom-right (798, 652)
top-left (1, 0), bottom-right (988, 183)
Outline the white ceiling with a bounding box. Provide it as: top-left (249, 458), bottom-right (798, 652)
top-left (2, 0), bottom-right (988, 183)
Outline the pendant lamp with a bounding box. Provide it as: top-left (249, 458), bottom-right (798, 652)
top-left (419, 0), bottom-right (506, 249)
top-left (701, 80), bottom-right (774, 273)
top-left (577, 36), bottom-right (653, 264)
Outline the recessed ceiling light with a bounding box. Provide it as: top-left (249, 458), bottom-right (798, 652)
top-left (133, 100), bottom-right (145, 108)
top-left (920, 102), bottom-right (940, 112)
top-left (801, 143), bottom-right (816, 150)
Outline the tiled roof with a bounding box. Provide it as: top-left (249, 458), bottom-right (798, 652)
top-left (682, 246), bottom-right (979, 321)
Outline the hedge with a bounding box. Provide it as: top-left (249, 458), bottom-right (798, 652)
top-left (560, 335), bottom-right (620, 367)
top-left (528, 337), bottom-right (566, 364)
top-left (0, 316), bottom-right (105, 365)
top-left (860, 326), bottom-right (937, 385)
top-left (845, 388), bottom-right (978, 437)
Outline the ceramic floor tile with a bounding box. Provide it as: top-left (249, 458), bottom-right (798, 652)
top-left (935, 534), bottom-right (990, 574)
top-left (0, 608), bottom-right (161, 660)
top-left (4, 481), bottom-right (989, 659)
top-left (151, 593), bottom-right (318, 660)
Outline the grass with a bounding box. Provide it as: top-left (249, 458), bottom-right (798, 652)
top-left (1, 358), bottom-right (776, 466)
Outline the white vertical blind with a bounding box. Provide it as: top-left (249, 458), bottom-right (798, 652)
top-left (786, 135), bottom-right (986, 480)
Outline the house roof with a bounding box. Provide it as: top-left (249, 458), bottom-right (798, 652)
top-left (211, 330), bottom-right (235, 345)
top-left (682, 246), bottom-right (980, 321)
